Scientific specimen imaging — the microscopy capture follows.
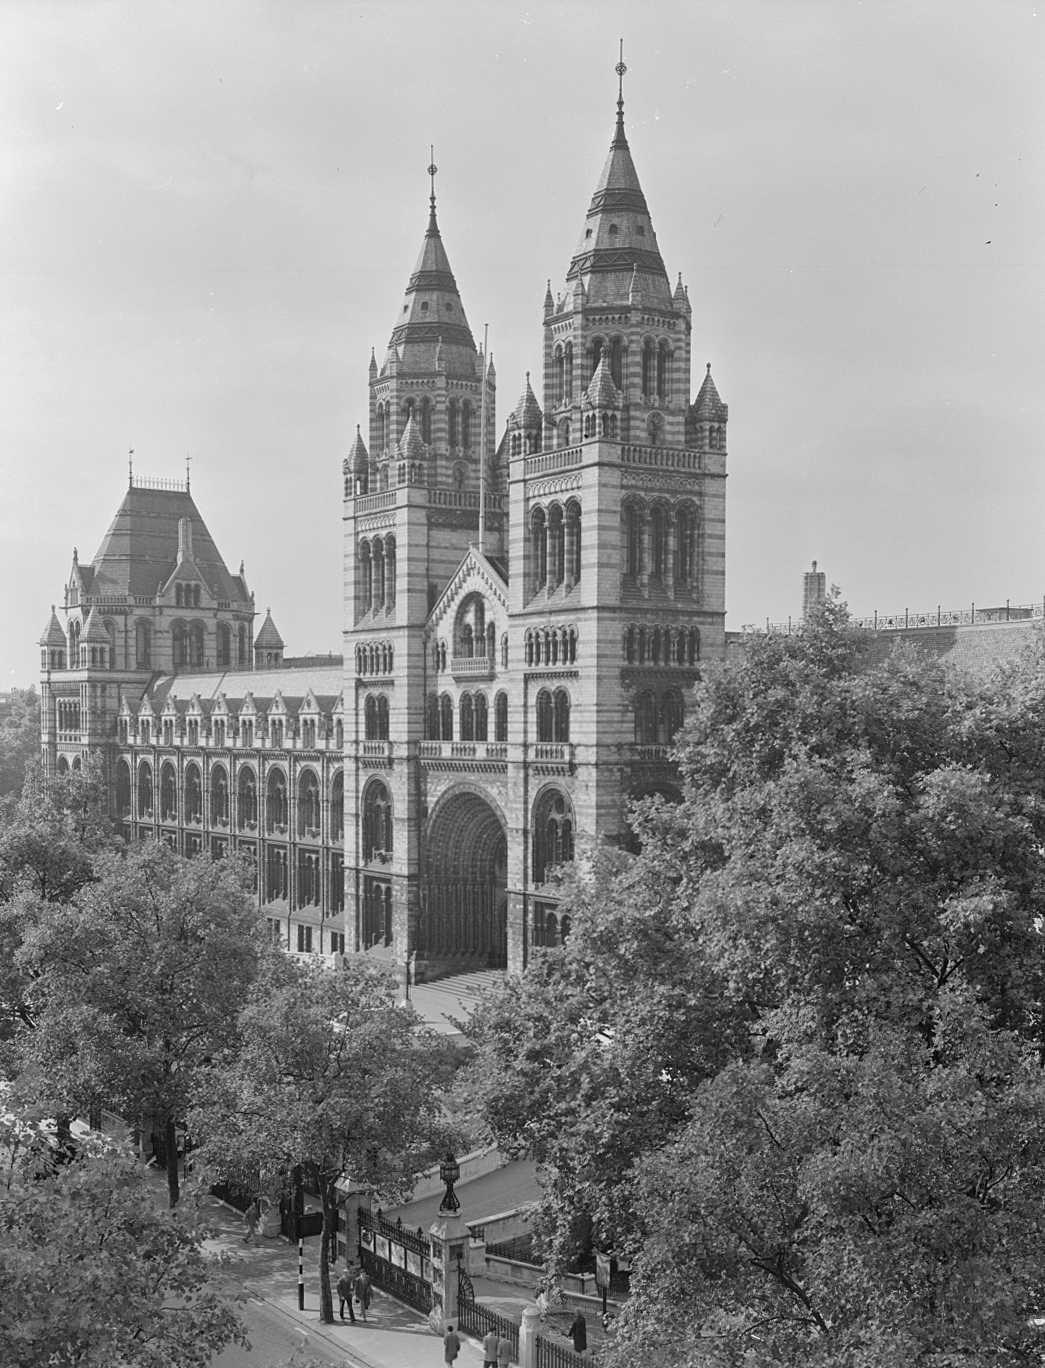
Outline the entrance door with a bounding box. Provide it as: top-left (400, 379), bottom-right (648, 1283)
top-left (419, 792), bottom-right (507, 969)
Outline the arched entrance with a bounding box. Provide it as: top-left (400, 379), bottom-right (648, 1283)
top-left (420, 790), bottom-right (507, 970)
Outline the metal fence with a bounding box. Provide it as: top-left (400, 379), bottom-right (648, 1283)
top-left (759, 599), bottom-right (1045, 636)
top-left (457, 1281), bottom-right (519, 1363)
top-left (358, 1207), bottom-right (433, 1315)
top-left (535, 1332), bottom-right (589, 1368)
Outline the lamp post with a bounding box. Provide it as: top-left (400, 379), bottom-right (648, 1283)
top-left (438, 1150), bottom-right (461, 1214)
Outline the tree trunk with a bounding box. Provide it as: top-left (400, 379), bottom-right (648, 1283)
top-left (319, 1175), bottom-right (336, 1324)
top-left (164, 1115), bottom-right (180, 1208)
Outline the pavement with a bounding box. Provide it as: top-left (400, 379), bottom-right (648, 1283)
top-left (198, 1186), bottom-right (492, 1367)
top-left (401, 969), bottom-right (506, 1039)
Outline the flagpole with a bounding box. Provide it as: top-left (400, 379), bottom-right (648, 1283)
top-left (478, 323), bottom-right (488, 556)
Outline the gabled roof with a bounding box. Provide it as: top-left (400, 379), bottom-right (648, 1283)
top-left (426, 547), bottom-right (510, 633)
top-left (398, 412), bottom-right (427, 463)
top-left (384, 190), bottom-right (477, 379)
top-left (81, 608), bottom-right (110, 644)
top-left (39, 607), bottom-right (66, 648)
top-left (564, 91), bottom-right (671, 308)
top-left (87, 482), bottom-right (248, 603)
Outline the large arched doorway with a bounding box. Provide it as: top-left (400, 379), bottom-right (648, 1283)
top-left (420, 790), bottom-right (507, 969)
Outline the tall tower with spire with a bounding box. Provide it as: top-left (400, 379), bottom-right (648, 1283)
top-left (342, 161), bottom-right (500, 974)
top-left (501, 48), bottom-right (728, 957)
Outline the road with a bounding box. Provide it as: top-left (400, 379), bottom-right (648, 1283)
top-left (209, 1292), bottom-right (347, 1367)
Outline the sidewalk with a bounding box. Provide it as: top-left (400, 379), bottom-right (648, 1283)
top-left (199, 1188), bottom-right (489, 1368)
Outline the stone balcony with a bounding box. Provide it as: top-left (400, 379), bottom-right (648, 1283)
top-left (450, 655), bottom-right (494, 679)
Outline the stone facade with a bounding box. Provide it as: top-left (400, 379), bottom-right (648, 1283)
top-left (38, 85), bottom-right (729, 976)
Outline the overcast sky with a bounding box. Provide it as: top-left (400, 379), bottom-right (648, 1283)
top-left (2, 0), bottom-right (1042, 687)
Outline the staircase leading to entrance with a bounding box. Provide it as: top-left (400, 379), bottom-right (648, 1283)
top-left (404, 968), bottom-right (506, 1037)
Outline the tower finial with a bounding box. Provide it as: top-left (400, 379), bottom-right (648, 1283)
top-left (427, 146), bottom-right (438, 235)
top-left (128, 447), bottom-right (134, 487)
top-left (613, 39), bottom-right (628, 147)
top-left (185, 452), bottom-right (192, 491)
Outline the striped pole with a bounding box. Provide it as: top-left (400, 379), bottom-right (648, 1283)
top-left (298, 1231), bottom-right (305, 1310)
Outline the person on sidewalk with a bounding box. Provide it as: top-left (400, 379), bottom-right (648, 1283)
top-left (565, 1310), bottom-right (587, 1354)
top-left (443, 1323), bottom-right (462, 1364)
top-left (336, 1268), bottom-right (356, 1323)
top-left (242, 1198), bottom-right (260, 1245)
top-left (354, 1268), bottom-right (372, 1322)
top-left (496, 1334), bottom-right (512, 1367)
top-left (482, 1327), bottom-right (499, 1367)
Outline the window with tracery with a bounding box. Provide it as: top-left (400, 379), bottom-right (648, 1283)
top-left (532, 788), bottom-right (575, 884)
top-left (362, 780), bottom-right (393, 862)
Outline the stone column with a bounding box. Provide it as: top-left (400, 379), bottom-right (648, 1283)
top-left (517, 1304), bottom-right (541, 1368)
top-left (428, 1210), bottom-right (470, 1325)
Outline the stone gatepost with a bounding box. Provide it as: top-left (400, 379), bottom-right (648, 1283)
top-left (517, 1303), bottom-right (541, 1368)
top-left (428, 1208), bottom-right (471, 1324)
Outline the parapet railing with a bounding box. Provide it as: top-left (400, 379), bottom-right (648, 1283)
top-left (756, 599), bottom-right (1045, 635)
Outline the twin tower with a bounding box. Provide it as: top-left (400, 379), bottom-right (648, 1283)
top-left (342, 76), bottom-right (728, 979)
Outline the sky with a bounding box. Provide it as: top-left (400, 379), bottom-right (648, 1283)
top-left (2, 0), bottom-right (1042, 687)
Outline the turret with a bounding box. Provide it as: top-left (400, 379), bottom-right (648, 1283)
top-left (254, 608), bottom-right (285, 669)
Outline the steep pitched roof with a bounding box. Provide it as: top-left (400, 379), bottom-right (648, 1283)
top-left (565, 92), bottom-right (671, 307)
top-left (693, 363), bottom-right (729, 421)
top-left (585, 353), bottom-right (622, 409)
top-left (254, 609), bottom-right (284, 650)
top-left (81, 608), bottom-right (110, 644)
top-left (87, 483), bottom-right (247, 603)
top-left (346, 425), bottom-right (369, 474)
top-left (509, 373), bottom-right (543, 431)
top-left (39, 608), bottom-right (66, 648)
top-left (384, 191), bottom-right (477, 379)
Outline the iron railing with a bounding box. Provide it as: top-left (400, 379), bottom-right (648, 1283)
top-left (535, 1332), bottom-right (589, 1368)
top-left (758, 599), bottom-right (1045, 636)
top-left (457, 1283), bottom-right (519, 1363)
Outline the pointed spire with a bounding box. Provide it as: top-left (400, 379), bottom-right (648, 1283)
top-left (399, 411), bottom-right (426, 462)
top-left (254, 608), bottom-right (284, 650)
top-left (693, 363), bottom-right (728, 420)
top-left (486, 351), bottom-right (496, 383)
top-left (586, 349), bottom-right (622, 409)
top-left (426, 146), bottom-right (439, 236)
top-left (613, 38), bottom-right (628, 149)
top-left (543, 279), bottom-right (554, 316)
top-left (348, 424), bottom-right (369, 473)
top-left (512, 372), bottom-right (543, 431)
top-left (369, 347), bottom-right (377, 376)
top-left (39, 606), bottom-right (66, 648)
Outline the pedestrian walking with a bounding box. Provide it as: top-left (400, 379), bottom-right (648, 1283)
top-left (336, 1268), bottom-right (356, 1323)
top-left (566, 1310), bottom-right (587, 1353)
top-left (482, 1327), bottom-right (499, 1367)
top-left (242, 1197), bottom-right (260, 1244)
top-left (496, 1334), bottom-right (513, 1367)
top-left (354, 1268), bottom-right (372, 1321)
top-left (443, 1323), bottom-right (462, 1363)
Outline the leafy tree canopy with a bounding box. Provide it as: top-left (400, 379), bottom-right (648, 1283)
top-left (0, 1109), bottom-right (245, 1367)
top-left (464, 605), bottom-right (1045, 1365)
top-left (0, 688), bottom-right (40, 801)
top-left (191, 955), bottom-right (453, 1324)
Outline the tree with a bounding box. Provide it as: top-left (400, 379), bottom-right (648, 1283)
top-left (465, 606), bottom-right (1045, 1364)
top-left (191, 955), bottom-right (451, 1325)
top-left (16, 841), bottom-right (266, 1207)
top-left (0, 688), bottom-right (40, 800)
top-left (0, 1108), bottom-right (246, 1367)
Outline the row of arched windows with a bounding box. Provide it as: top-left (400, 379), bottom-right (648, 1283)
top-left (622, 499), bottom-right (700, 588)
top-left (633, 689), bottom-right (685, 746)
top-left (174, 583), bottom-right (202, 608)
top-left (552, 336), bottom-right (672, 404)
top-left (623, 625), bottom-right (700, 666)
top-left (356, 641), bottom-right (394, 675)
top-left (530, 500), bottom-right (582, 593)
top-left (425, 691), bottom-right (510, 743)
top-left (59, 619), bottom-right (247, 673)
top-left (508, 430), bottom-right (541, 456)
top-left (358, 535), bottom-right (397, 615)
top-left (117, 758), bottom-right (343, 840)
top-left (373, 398), bottom-right (475, 454)
top-left (56, 699), bottom-right (81, 734)
top-left (524, 626), bottom-right (578, 667)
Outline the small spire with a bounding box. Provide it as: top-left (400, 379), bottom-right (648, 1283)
top-left (543, 279), bottom-right (554, 315)
top-left (369, 346), bottom-right (377, 375)
top-left (426, 146), bottom-right (439, 236)
top-left (486, 351), bottom-right (496, 381)
top-left (613, 38), bottom-right (628, 149)
top-left (185, 452), bottom-right (192, 490)
top-left (72, 546), bottom-right (78, 564)
top-left (128, 447), bottom-right (134, 487)
top-left (706, 361), bottom-right (712, 374)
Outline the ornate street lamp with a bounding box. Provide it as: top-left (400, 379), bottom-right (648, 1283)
top-left (438, 1149), bottom-right (461, 1214)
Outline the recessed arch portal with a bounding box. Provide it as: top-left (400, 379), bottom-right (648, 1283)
top-left (421, 789), bottom-right (507, 968)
